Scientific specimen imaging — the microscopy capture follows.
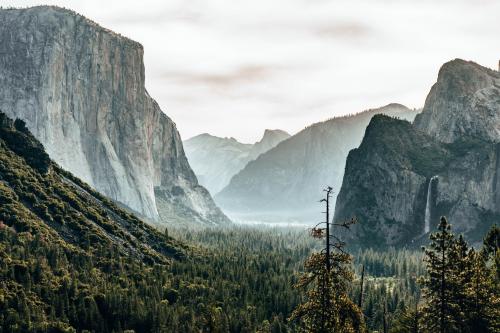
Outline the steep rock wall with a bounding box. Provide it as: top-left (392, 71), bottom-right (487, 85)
top-left (335, 60), bottom-right (500, 247)
top-left (0, 6), bottom-right (229, 225)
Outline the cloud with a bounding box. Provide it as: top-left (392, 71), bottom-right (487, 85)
top-left (2, 0), bottom-right (500, 142)
top-left (315, 22), bottom-right (371, 39)
top-left (162, 65), bottom-right (277, 88)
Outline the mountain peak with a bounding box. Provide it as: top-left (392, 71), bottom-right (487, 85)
top-left (259, 129), bottom-right (291, 144)
top-left (439, 58), bottom-right (499, 76)
top-left (263, 128), bottom-right (289, 135)
top-left (250, 129), bottom-right (291, 159)
top-left (380, 103), bottom-right (410, 111)
top-left (184, 129), bottom-right (290, 195)
top-left (436, 59), bottom-right (500, 91)
top-left (336, 59), bottom-right (500, 247)
top-left (5, 5), bottom-right (142, 48)
top-left (414, 59), bottom-right (500, 143)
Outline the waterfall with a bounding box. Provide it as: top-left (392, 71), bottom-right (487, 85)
top-left (424, 176), bottom-right (438, 233)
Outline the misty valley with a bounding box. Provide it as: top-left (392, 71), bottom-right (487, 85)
top-left (0, 5), bottom-right (499, 333)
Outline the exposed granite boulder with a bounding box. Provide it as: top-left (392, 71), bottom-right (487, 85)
top-left (0, 6), bottom-right (230, 225)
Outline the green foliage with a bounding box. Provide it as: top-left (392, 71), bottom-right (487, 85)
top-left (419, 217), bottom-right (464, 332)
top-left (0, 112), bottom-right (497, 332)
top-left (463, 250), bottom-right (500, 332)
top-left (482, 224), bottom-right (499, 261)
top-left (289, 252), bottom-right (366, 332)
top-left (0, 112), bottom-right (50, 173)
top-left (389, 305), bottom-right (420, 333)
top-left (419, 218), bottom-right (500, 333)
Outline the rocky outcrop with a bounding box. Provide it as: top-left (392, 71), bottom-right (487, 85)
top-left (0, 6), bottom-right (230, 225)
top-left (216, 104), bottom-right (418, 221)
top-left (335, 60), bottom-right (500, 247)
top-left (184, 129), bottom-right (290, 195)
top-left (247, 129), bottom-right (291, 161)
top-left (414, 59), bottom-right (500, 143)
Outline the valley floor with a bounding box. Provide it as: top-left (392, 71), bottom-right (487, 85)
top-left (168, 224), bottom-right (424, 332)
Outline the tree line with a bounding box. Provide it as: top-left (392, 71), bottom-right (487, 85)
top-left (289, 215), bottom-right (499, 332)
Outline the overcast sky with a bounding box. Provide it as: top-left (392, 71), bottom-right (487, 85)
top-left (3, 0), bottom-right (500, 142)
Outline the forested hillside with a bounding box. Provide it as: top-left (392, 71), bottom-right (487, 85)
top-left (0, 111), bottom-right (497, 332)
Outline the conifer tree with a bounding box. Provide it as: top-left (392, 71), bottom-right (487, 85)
top-left (389, 304), bottom-right (419, 333)
top-left (483, 225), bottom-right (499, 282)
top-left (463, 249), bottom-right (500, 332)
top-left (288, 187), bottom-right (365, 332)
top-left (289, 251), bottom-right (365, 332)
top-left (482, 225), bottom-right (499, 260)
top-left (420, 217), bottom-right (459, 333)
top-left (449, 234), bottom-right (473, 331)
top-left (420, 219), bottom-right (500, 333)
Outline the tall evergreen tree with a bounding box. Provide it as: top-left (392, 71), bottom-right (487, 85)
top-left (288, 187), bottom-right (365, 332)
top-left (483, 225), bottom-right (499, 283)
top-left (482, 225), bottom-right (499, 260)
top-left (420, 217), bottom-right (459, 333)
top-left (420, 220), bottom-right (500, 333)
top-left (288, 251), bottom-right (365, 332)
top-left (449, 234), bottom-right (473, 332)
top-left (389, 304), bottom-right (419, 333)
top-left (462, 249), bottom-right (500, 332)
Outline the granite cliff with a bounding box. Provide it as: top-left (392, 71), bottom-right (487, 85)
top-left (184, 129), bottom-right (290, 195)
top-left (414, 59), bottom-right (500, 143)
top-left (335, 59), bottom-right (500, 247)
top-left (0, 6), bottom-right (229, 225)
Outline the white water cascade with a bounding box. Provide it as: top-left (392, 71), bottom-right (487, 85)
top-left (424, 176), bottom-right (438, 233)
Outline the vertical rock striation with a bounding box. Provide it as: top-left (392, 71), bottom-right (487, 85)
top-left (0, 6), bottom-right (229, 225)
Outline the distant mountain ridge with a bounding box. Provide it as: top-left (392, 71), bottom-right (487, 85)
top-left (184, 129), bottom-right (290, 194)
top-left (216, 103), bottom-right (419, 221)
top-left (0, 6), bottom-right (229, 226)
top-left (335, 59), bottom-right (500, 247)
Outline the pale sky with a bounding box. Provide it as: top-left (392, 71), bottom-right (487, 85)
top-left (3, 0), bottom-right (500, 142)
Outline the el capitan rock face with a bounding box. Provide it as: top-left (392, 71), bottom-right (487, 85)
top-left (335, 59), bottom-right (500, 247)
top-left (0, 6), bottom-right (229, 225)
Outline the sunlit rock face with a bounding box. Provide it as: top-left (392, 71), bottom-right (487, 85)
top-left (335, 60), bottom-right (500, 248)
top-left (216, 103), bottom-right (418, 221)
top-left (414, 59), bottom-right (500, 143)
top-left (184, 129), bottom-right (290, 195)
top-left (0, 6), bottom-right (230, 225)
